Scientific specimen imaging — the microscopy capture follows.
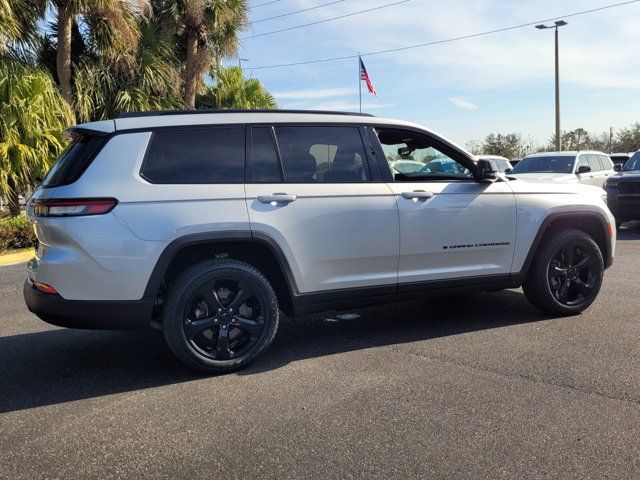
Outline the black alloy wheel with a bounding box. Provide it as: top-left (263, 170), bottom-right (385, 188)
top-left (547, 242), bottom-right (597, 307)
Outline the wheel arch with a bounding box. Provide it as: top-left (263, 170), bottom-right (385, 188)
top-left (516, 211), bottom-right (613, 280)
top-left (145, 231), bottom-right (298, 316)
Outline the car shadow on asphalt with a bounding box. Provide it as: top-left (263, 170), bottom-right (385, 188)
top-left (0, 289), bottom-right (555, 414)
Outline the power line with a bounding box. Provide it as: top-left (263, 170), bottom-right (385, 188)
top-left (252, 0), bottom-right (285, 8)
top-left (252, 0), bottom-right (347, 24)
top-left (244, 0), bottom-right (411, 39)
top-left (246, 0), bottom-right (640, 69)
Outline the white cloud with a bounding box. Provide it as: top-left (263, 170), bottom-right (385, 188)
top-left (450, 97), bottom-right (478, 110)
top-left (274, 87), bottom-right (356, 100)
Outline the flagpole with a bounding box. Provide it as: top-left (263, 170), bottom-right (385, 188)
top-left (358, 53), bottom-right (362, 113)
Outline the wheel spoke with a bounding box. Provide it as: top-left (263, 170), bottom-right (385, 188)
top-left (233, 315), bottom-right (263, 336)
top-left (574, 255), bottom-right (593, 271)
top-left (197, 285), bottom-right (225, 311)
top-left (562, 245), bottom-right (575, 266)
top-left (557, 279), bottom-right (570, 303)
top-left (575, 279), bottom-right (592, 297)
top-left (216, 326), bottom-right (231, 360)
top-left (184, 316), bottom-right (216, 338)
top-left (228, 283), bottom-right (252, 311)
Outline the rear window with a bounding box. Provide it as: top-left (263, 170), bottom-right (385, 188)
top-left (141, 127), bottom-right (245, 184)
top-left (42, 134), bottom-right (104, 188)
top-left (511, 155), bottom-right (575, 174)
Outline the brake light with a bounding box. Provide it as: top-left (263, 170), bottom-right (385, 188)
top-left (32, 198), bottom-right (118, 217)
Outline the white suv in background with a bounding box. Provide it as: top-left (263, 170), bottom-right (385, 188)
top-left (510, 151), bottom-right (616, 188)
top-left (24, 110), bottom-right (616, 373)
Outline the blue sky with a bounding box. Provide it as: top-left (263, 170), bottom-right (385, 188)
top-left (230, 0), bottom-right (640, 147)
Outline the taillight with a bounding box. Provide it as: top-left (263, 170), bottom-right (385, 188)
top-left (34, 281), bottom-right (58, 294)
top-left (31, 198), bottom-right (118, 217)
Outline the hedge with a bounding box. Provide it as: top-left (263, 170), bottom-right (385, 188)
top-left (0, 215), bottom-right (37, 251)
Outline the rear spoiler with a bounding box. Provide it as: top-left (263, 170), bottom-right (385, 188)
top-left (66, 119), bottom-right (116, 138)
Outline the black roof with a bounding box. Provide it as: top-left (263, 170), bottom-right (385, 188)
top-left (119, 109), bottom-right (374, 118)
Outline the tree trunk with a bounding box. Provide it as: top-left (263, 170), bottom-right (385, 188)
top-left (184, 30), bottom-right (198, 109)
top-left (56, 6), bottom-right (74, 113)
top-left (7, 179), bottom-right (21, 217)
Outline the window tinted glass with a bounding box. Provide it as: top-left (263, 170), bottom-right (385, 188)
top-left (624, 151), bottom-right (640, 171)
top-left (251, 127), bottom-right (281, 182)
top-left (375, 128), bottom-right (473, 181)
top-left (587, 154), bottom-right (602, 172)
top-left (141, 128), bottom-right (244, 183)
top-left (598, 154), bottom-right (613, 170)
top-left (274, 126), bottom-right (370, 183)
top-left (512, 156), bottom-right (574, 174)
top-left (43, 134), bottom-right (104, 188)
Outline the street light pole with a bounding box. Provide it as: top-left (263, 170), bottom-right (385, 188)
top-left (536, 20), bottom-right (567, 151)
top-left (238, 58), bottom-right (249, 69)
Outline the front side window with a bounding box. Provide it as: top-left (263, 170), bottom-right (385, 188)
top-left (511, 156), bottom-right (575, 174)
top-left (625, 151), bottom-right (640, 171)
top-left (141, 127), bottom-right (245, 183)
top-left (274, 126), bottom-right (370, 183)
top-left (598, 155), bottom-right (613, 170)
top-left (375, 128), bottom-right (473, 181)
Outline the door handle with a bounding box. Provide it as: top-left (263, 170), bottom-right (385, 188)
top-left (401, 190), bottom-right (434, 200)
top-left (257, 193), bottom-right (297, 204)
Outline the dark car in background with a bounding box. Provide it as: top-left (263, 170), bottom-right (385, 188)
top-left (605, 150), bottom-right (640, 228)
top-left (610, 153), bottom-right (632, 169)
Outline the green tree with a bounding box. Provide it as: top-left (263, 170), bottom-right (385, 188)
top-left (0, 61), bottom-right (72, 216)
top-left (196, 66), bottom-right (276, 109)
top-left (614, 123), bottom-right (640, 153)
top-left (157, 0), bottom-right (248, 108)
top-left (0, 0), bottom-right (45, 52)
top-left (480, 133), bottom-right (528, 160)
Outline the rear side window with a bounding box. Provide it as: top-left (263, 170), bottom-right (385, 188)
top-left (274, 126), bottom-right (370, 183)
top-left (141, 127), bottom-right (245, 183)
top-left (42, 134), bottom-right (104, 188)
top-left (586, 154), bottom-right (602, 172)
top-left (251, 127), bottom-right (281, 183)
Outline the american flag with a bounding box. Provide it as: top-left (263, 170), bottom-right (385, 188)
top-left (359, 57), bottom-right (377, 97)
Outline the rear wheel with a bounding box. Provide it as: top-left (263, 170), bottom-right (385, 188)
top-left (523, 229), bottom-right (604, 315)
top-left (162, 259), bottom-right (279, 373)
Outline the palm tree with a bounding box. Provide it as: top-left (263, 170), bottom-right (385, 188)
top-left (0, 0), bottom-right (46, 52)
top-left (196, 66), bottom-right (276, 110)
top-left (51, 0), bottom-right (142, 113)
top-left (0, 60), bottom-right (72, 216)
top-left (157, 0), bottom-right (248, 108)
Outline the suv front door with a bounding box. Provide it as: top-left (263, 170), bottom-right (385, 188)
top-left (370, 127), bottom-right (517, 288)
top-left (245, 125), bottom-right (400, 295)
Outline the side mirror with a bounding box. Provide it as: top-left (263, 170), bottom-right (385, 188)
top-left (577, 165), bottom-right (591, 174)
top-left (504, 168), bottom-right (512, 175)
top-left (614, 164), bottom-right (622, 172)
top-left (476, 159), bottom-right (498, 183)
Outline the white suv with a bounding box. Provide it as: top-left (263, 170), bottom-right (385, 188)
top-left (510, 151), bottom-right (616, 187)
top-left (24, 110), bottom-right (616, 373)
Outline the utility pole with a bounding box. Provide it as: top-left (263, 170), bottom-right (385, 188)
top-left (358, 53), bottom-right (362, 114)
top-left (536, 20), bottom-right (567, 151)
top-left (609, 127), bottom-right (614, 153)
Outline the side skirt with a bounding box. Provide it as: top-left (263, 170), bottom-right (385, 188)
top-left (292, 274), bottom-right (520, 316)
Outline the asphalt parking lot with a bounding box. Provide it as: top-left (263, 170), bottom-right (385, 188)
top-left (1, 227), bottom-right (640, 479)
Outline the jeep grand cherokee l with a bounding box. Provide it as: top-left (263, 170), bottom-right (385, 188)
top-left (24, 110), bottom-right (616, 373)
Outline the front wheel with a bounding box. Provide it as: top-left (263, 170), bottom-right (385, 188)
top-left (162, 259), bottom-right (280, 373)
top-left (523, 229), bottom-right (604, 315)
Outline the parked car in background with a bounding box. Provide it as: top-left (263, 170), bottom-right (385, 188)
top-left (510, 151), bottom-right (615, 188)
top-left (609, 153), bottom-right (632, 169)
top-left (605, 150), bottom-right (640, 228)
top-left (390, 159), bottom-right (425, 174)
top-left (477, 155), bottom-right (513, 173)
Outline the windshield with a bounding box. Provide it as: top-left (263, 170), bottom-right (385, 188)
top-left (511, 155), bottom-right (574, 174)
top-left (623, 152), bottom-right (640, 171)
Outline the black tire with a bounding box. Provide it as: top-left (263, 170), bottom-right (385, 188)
top-left (162, 259), bottom-right (279, 373)
top-left (522, 229), bottom-right (604, 316)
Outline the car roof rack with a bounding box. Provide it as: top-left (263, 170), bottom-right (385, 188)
top-left (118, 109), bottom-right (375, 118)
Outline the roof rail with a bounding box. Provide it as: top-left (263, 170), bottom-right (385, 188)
top-left (118, 109), bottom-right (375, 118)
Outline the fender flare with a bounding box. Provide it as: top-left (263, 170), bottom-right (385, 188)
top-left (143, 230), bottom-right (298, 298)
top-left (514, 210), bottom-right (613, 281)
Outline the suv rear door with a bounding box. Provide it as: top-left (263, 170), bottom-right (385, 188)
top-left (369, 126), bottom-right (517, 287)
top-left (245, 124), bottom-right (400, 295)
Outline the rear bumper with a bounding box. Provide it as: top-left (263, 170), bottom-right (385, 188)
top-left (23, 280), bottom-right (154, 330)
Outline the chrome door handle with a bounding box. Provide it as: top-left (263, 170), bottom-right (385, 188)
top-left (257, 193), bottom-right (297, 204)
top-left (401, 190), bottom-right (434, 200)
